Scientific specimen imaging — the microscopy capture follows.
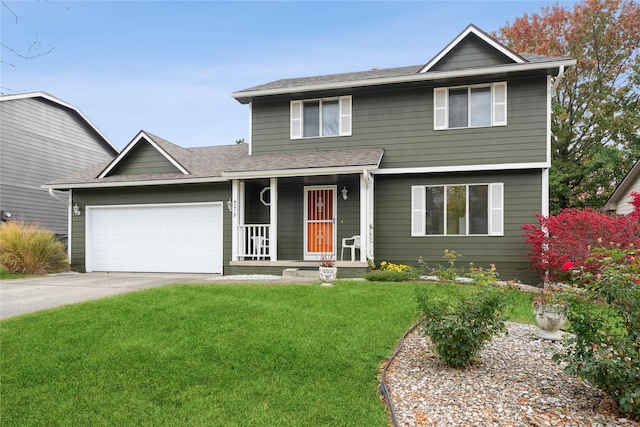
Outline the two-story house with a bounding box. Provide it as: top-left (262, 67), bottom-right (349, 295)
top-left (45, 25), bottom-right (574, 284)
top-left (1, 92), bottom-right (118, 244)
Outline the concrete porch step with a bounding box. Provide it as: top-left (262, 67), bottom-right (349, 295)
top-left (282, 268), bottom-right (319, 279)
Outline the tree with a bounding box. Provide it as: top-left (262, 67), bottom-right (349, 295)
top-left (1, 1), bottom-right (55, 70)
top-left (495, 0), bottom-right (640, 213)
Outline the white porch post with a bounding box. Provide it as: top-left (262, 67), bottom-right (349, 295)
top-left (270, 177), bottom-right (278, 261)
top-left (360, 170), bottom-right (374, 262)
top-left (231, 180), bottom-right (239, 261)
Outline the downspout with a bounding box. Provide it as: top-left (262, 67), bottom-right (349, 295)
top-left (551, 65), bottom-right (565, 93)
top-left (47, 188), bottom-right (72, 261)
top-left (48, 187), bottom-right (70, 206)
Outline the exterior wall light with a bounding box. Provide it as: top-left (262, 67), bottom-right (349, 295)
top-left (1, 210), bottom-right (12, 221)
top-left (341, 186), bottom-right (348, 200)
top-left (227, 198), bottom-right (233, 212)
top-left (73, 203), bottom-right (82, 216)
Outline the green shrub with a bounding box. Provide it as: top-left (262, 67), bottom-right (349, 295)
top-left (0, 221), bottom-right (69, 275)
top-left (430, 249), bottom-right (463, 281)
top-left (554, 247), bottom-right (640, 418)
top-left (414, 284), bottom-right (507, 368)
top-left (363, 261), bottom-right (420, 282)
top-left (466, 262), bottom-right (499, 285)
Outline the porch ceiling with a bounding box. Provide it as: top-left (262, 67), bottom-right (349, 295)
top-left (222, 147), bottom-right (384, 179)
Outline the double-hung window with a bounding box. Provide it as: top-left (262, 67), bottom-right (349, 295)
top-left (411, 183), bottom-right (504, 236)
top-left (434, 82), bottom-right (507, 130)
top-left (291, 96), bottom-right (352, 139)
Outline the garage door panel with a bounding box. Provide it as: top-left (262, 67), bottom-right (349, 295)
top-left (87, 203), bottom-right (222, 273)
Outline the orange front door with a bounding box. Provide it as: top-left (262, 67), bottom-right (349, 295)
top-left (305, 186), bottom-right (336, 260)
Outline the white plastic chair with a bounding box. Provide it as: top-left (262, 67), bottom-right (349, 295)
top-left (340, 235), bottom-right (361, 261)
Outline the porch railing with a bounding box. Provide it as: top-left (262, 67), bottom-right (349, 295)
top-left (238, 224), bottom-right (270, 260)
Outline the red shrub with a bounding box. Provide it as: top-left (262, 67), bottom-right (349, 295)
top-left (629, 192), bottom-right (640, 222)
top-left (521, 208), bottom-right (640, 282)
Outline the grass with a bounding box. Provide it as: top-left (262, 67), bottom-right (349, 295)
top-left (0, 280), bottom-right (535, 427)
top-left (0, 264), bottom-right (30, 279)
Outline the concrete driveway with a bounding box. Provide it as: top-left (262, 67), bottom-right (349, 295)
top-left (0, 272), bottom-right (215, 320)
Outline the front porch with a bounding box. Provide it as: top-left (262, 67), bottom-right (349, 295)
top-left (227, 172), bottom-right (375, 269)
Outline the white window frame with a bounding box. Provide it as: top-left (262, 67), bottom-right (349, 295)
top-left (434, 82), bottom-right (507, 130)
top-left (290, 96), bottom-right (352, 139)
top-left (411, 183), bottom-right (504, 236)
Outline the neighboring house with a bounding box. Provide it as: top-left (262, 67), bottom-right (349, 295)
top-left (603, 159), bottom-right (640, 216)
top-left (0, 92), bottom-right (118, 241)
top-left (45, 25), bottom-right (574, 284)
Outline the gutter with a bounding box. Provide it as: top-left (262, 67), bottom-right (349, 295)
top-left (232, 59), bottom-right (577, 104)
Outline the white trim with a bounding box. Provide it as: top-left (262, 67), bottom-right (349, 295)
top-left (419, 24), bottom-right (525, 73)
top-left (434, 82), bottom-right (507, 130)
top-left (541, 168), bottom-right (549, 216)
top-left (290, 96), bottom-right (352, 139)
top-left (68, 190), bottom-right (73, 262)
top-left (411, 182), bottom-right (503, 237)
top-left (0, 91), bottom-right (118, 153)
top-left (374, 162), bottom-right (549, 175)
top-left (547, 75), bottom-right (553, 165)
top-left (44, 176), bottom-right (228, 190)
top-left (488, 183), bottom-right (504, 236)
top-left (248, 102), bottom-right (253, 156)
top-left (270, 178), bottom-right (278, 262)
top-left (98, 131), bottom-right (189, 178)
top-left (231, 180), bottom-right (239, 262)
top-left (232, 60), bottom-right (576, 103)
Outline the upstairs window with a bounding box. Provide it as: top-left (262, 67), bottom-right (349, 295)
top-left (434, 82), bottom-right (507, 130)
top-left (411, 183), bottom-right (504, 236)
top-left (291, 96), bottom-right (352, 139)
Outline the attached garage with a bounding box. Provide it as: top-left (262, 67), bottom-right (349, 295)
top-left (86, 202), bottom-right (223, 273)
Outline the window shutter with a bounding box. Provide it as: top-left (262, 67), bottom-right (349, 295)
top-left (411, 186), bottom-right (426, 236)
top-left (492, 82), bottom-right (507, 126)
top-left (433, 88), bottom-right (448, 130)
top-left (339, 96), bottom-right (352, 136)
top-left (291, 100), bottom-right (302, 139)
top-left (489, 183), bottom-right (504, 236)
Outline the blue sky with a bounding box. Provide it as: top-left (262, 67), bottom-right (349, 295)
top-left (1, 1), bottom-right (578, 150)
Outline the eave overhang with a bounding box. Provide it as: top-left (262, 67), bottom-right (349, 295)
top-left (222, 165), bottom-right (379, 180)
top-left (232, 59), bottom-right (576, 104)
top-left (43, 176), bottom-right (229, 190)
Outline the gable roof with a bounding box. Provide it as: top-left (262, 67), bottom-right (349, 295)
top-left (0, 91), bottom-right (118, 154)
top-left (603, 159), bottom-right (640, 211)
top-left (232, 24), bottom-right (574, 104)
top-left (98, 131), bottom-right (192, 178)
top-left (45, 134), bottom-right (384, 189)
top-left (418, 24), bottom-right (524, 73)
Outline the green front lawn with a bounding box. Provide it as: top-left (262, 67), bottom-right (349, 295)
top-left (0, 281), bottom-right (534, 426)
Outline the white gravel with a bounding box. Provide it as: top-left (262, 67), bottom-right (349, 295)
top-left (385, 321), bottom-right (639, 427)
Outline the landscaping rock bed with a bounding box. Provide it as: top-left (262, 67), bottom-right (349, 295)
top-left (386, 321), bottom-right (638, 427)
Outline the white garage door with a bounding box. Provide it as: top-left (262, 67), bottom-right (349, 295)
top-left (86, 202), bottom-right (223, 273)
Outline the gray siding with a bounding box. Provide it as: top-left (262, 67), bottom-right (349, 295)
top-left (250, 76), bottom-right (548, 169)
top-left (110, 141), bottom-right (180, 175)
top-left (430, 35), bottom-right (513, 71)
top-left (374, 170), bottom-right (542, 285)
top-left (70, 183), bottom-right (231, 272)
top-left (0, 97), bottom-right (116, 235)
